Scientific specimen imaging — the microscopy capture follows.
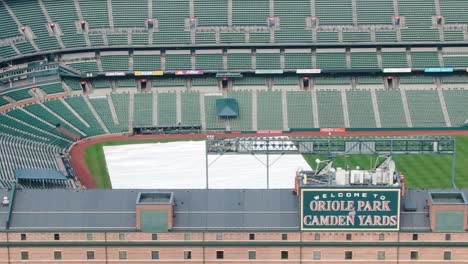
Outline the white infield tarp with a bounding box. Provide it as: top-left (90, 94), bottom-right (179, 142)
top-left (103, 141), bottom-right (312, 189)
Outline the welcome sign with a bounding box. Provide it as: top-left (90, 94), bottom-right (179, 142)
top-left (301, 189), bottom-right (400, 231)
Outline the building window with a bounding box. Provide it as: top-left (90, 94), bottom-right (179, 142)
top-left (216, 233), bottom-right (222, 240)
top-left (445, 234), bottom-right (451, 241)
top-left (379, 233), bottom-right (385, 241)
top-left (86, 233), bottom-right (93, 241)
top-left (184, 250), bottom-right (192, 260)
top-left (54, 233), bottom-right (60, 240)
top-left (87, 251), bottom-right (95, 260)
top-left (20, 251), bottom-right (29, 260)
top-left (281, 251), bottom-right (289, 260)
top-left (410, 251), bottom-right (419, 260)
top-left (54, 251), bottom-right (62, 260)
top-left (314, 233), bottom-right (320, 241)
top-left (412, 234), bottom-right (418, 241)
top-left (119, 251), bottom-right (127, 260)
top-left (377, 251), bottom-right (385, 260)
top-left (444, 251), bottom-right (451, 260)
top-left (313, 251), bottom-right (321, 260)
top-left (282, 233), bottom-right (288, 240)
top-left (151, 251), bottom-right (159, 260)
top-left (152, 233), bottom-right (158, 240)
top-left (119, 233), bottom-right (125, 240)
top-left (248, 251), bottom-right (256, 260)
top-left (345, 251), bottom-right (353, 260)
top-left (184, 233), bottom-right (191, 241)
top-left (249, 233), bottom-right (255, 240)
top-left (346, 234), bottom-right (352, 241)
top-left (20, 234), bottom-right (26, 241)
top-left (216, 251), bottom-right (224, 259)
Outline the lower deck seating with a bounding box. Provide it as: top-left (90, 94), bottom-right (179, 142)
top-left (316, 91), bottom-right (345, 128)
top-left (133, 93), bottom-right (153, 127)
top-left (346, 90), bottom-right (376, 128)
top-left (406, 90), bottom-right (446, 127)
top-left (286, 91), bottom-right (314, 129)
top-left (257, 91), bottom-right (283, 130)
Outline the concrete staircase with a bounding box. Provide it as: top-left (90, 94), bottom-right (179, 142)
top-left (251, 90), bottom-right (258, 131)
top-left (107, 95), bottom-right (120, 125)
top-left (128, 93), bottom-right (135, 131)
top-left (370, 89), bottom-right (382, 128)
top-left (37, 0), bottom-right (65, 49)
top-left (39, 103), bottom-right (86, 137)
top-left (61, 99), bottom-right (91, 128)
top-left (199, 93), bottom-right (206, 129)
top-left (281, 89), bottom-right (289, 131)
top-left (341, 90), bottom-right (351, 127)
top-left (437, 89), bottom-right (452, 127)
top-left (311, 89), bottom-right (319, 128)
top-left (152, 92), bottom-right (158, 126)
top-left (83, 96), bottom-right (110, 134)
top-left (399, 89), bottom-right (413, 127)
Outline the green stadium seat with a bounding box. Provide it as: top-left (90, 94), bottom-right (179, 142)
top-left (443, 90), bottom-right (468, 126)
top-left (256, 51), bottom-right (281, 70)
top-left (134, 54), bottom-right (161, 71)
top-left (232, 0), bottom-right (269, 26)
top-left (316, 50), bottom-right (348, 70)
top-left (315, 0), bottom-right (353, 25)
top-left (89, 97), bottom-right (122, 133)
top-left (284, 50), bottom-right (312, 70)
top-left (287, 91), bottom-right (314, 129)
top-left (133, 93), bottom-right (153, 127)
top-left (316, 91), bottom-right (345, 128)
top-left (257, 91), bottom-right (283, 130)
top-left (346, 90), bottom-right (376, 128)
top-left (226, 91), bottom-right (253, 131)
top-left (195, 52), bottom-right (224, 71)
top-left (100, 55), bottom-right (129, 72)
top-left (356, 0), bottom-right (394, 25)
top-left (165, 53), bottom-right (192, 71)
top-left (112, 0), bottom-right (147, 27)
top-left (110, 93), bottom-right (130, 130)
top-left (227, 51), bottom-right (252, 70)
top-left (274, 0), bottom-right (313, 43)
top-left (406, 90), bottom-right (445, 127)
top-left (181, 91), bottom-right (201, 126)
top-left (79, 0), bottom-right (110, 28)
top-left (204, 95), bottom-right (224, 130)
top-left (194, 0), bottom-right (228, 26)
top-left (376, 90), bottom-right (407, 128)
top-left (350, 51), bottom-right (378, 69)
top-left (157, 92), bottom-right (177, 125)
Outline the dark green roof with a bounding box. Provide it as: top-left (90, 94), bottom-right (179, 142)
top-left (15, 169), bottom-right (67, 181)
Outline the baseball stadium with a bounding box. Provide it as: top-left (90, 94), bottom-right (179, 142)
top-left (0, 0), bottom-right (468, 262)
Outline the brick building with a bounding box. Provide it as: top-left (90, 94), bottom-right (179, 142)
top-left (0, 188), bottom-right (466, 263)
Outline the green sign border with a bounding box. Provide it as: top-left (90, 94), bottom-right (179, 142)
top-left (301, 188), bottom-right (401, 231)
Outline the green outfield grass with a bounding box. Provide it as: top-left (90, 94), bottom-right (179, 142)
top-left (84, 136), bottom-right (468, 189)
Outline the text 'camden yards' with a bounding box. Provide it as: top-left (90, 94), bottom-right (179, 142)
top-left (301, 189), bottom-right (401, 231)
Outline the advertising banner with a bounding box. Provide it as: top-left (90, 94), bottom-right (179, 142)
top-left (320, 128), bottom-right (346, 133)
top-left (255, 70), bottom-right (284, 74)
top-left (134, 71), bottom-right (164, 76)
top-left (301, 189), bottom-right (400, 231)
top-left (424, 68), bottom-right (454, 73)
top-left (297, 69), bottom-right (322, 74)
top-left (175, 70), bottom-right (204, 75)
top-left (105, 72), bottom-right (126, 77)
top-left (383, 68), bottom-right (412, 73)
